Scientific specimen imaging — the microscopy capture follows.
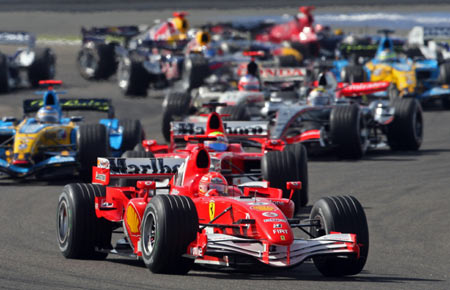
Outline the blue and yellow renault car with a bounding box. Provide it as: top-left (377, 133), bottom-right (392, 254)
top-left (0, 80), bottom-right (143, 179)
top-left (333, 30), bottom-right (450, 105)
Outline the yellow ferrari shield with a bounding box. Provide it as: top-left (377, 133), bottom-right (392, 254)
top-left (209, 201), bottom-right (215, 221)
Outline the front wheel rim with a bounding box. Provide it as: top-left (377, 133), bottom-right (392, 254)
top-left (118, 60), bottom-right (130, 89)
top-left (142, 211), bottom-right (157, 257)
top-left (57, 200), bottom-right (69, 244)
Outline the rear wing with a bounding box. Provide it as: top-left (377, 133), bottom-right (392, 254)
top-left (93, 157), bottom-right (185, 185)
top-left (0, 31), bottom-right (35, 48)
top-left (237, 65), bottom-right (306, 82)
top-left (408, 26), bottom-right (450, 45)
top-left (339, 42), bottom-right (404, 59)
top-left (171, 120), bottom-right (269, 141)
top-left (81, 26), bottom-right (141, 43)
top-left (23, 98), bottom-right (115, 118)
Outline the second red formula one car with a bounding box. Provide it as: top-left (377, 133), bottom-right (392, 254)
top-left (57, 140), bottom-right (369, 276)
top-left (136, 110), bottom-right (309, 212)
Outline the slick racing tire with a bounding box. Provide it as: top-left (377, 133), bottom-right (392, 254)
top-left (330, 104), bottom-right (368, 159)
top-left (438, 61), bottom-right (450, 85)
top-left (341, 65), bottom-right (366, 83)
top-left (28, 47), bottom-right (56, 87)
top-left (262, 150), bottom-right (308, 213)
top-left (387, 98), bottom-right (423, 150)
top-left (120, 119), bottom-right (143, 152)
top-left (57, 183), bottom-right (113, 259)
top-left (77, 124), bottom-right (109, 180)
top-left (141, 195), bottom-right (198, 274)
top-left (441, 95), bottom-right (450, 110)
top-left (285, 143), bottom-right (309, 208)
top-left (161, 91), bottom-right (191, 142)
top-left (77, 42), bottom-right (117, 80)
top-left (275, 54), bottom-right (301, 67)
top-left (0, 53), bottom-right (10, 93)
top-left (117, 56), bottom-right (149, 96)
top-left (118, 150), bottom-right (155, 187)
top-left (309, 195), bottom-right (369, 277)
top-left (388, 83), bottom-right (400, 101)
top-left (182, 55), bottom-right (210, 90)
top-left (219, 103), bottom-right (250, 121)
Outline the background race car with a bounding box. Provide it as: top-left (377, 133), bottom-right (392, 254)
top-left (0, 80), bottom-right (143, 179)
top-left (0, 31), bottom-right (55, 93)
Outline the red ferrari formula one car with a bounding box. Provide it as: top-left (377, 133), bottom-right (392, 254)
top-left (136, 111), bottom-right (308, 211)
top-left (56, 140), bottom-right (369, 276)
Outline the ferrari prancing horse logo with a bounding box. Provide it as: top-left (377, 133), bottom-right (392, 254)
top-left (209, 201), bottom-right (215, 221)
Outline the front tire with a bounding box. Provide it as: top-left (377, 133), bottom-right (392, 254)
top-left (57, 183), bottom-right (112, 259)
top-left (141, 195), bottom-right (198, 274)
top-left (262, 149), bottom-right (308, 213)
top-left (309, 195), bottom-right (369, 277)
top-left (285, 143), bottom-right (309, 208)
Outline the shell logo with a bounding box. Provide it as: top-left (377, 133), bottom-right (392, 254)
top-left (126, 205), bottom-right (141, 234)
top-left (251, 205), bottom-right (275, 211)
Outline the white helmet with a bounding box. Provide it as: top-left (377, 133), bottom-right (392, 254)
top-left (307, 88), bottom-right (334, 106)
top-left (238, 74), bottom-right (260, 91)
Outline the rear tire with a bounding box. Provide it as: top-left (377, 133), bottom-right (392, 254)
top-left (275, 55), bottom-right (300, 67)
top-left (438, 61), bottom-right (450, 85)
top-left (330, 104), bottom-right (368, 159)
top-left (117, 56), bottom-right (149, 96)
top-left (309, 195), bottom-right (369, 277)
top-left (141, 195), bottom-right (198, 274)
top-left (341, 65), bottom-right (366, 83)
top-left (220, 103), bottom-right (250, 121)
top-left (77, 124), bottom-right (109, 179)
top-left (387, 98), bottom-right (423, 150)
top-left (120, 119), bottom-right (143, 152)
top-left (118, 150), bottom-right (155, 187)
top-left (28, 47), bottom-right (56, 87)
top-left (77, 43), bottom-right (117, 80)
top-left (182, 56), bottom-right (210, 90)
top-left (442, 96), bottom-right (450, 110)
top-left (0, 53), bottom-right (10, 93)
top-left (57, 183), bottom-right (113, 259)
top-left (161, 91), bottom-right (191, 142)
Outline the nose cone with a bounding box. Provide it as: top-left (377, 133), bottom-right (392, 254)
top-left (247, 203), bottom-right (294, 245)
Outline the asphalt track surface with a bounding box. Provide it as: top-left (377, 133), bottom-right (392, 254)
top-left (0, 3), bottom-right (450, 290)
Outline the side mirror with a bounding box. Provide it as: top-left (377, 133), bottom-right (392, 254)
top-left (137, 180), bottom-right (156, 190)
top-left (286, 181), bottom-right (302, 201)
top-left (70, 116), bottom-right (84, 122)
top-left (286, 181), bottom-right (302, 190)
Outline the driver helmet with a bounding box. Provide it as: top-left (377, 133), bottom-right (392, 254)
top-left (377, 49), bottom-right (397, 62)
top-left (205, 131), bottom-right (228, 152)
top-left (36, 106), bottom-right (60, 123)
top-left (172, 12), bottom-right (189, 34)
top-left (238, 74), bottom-right (260, 91)
top-left (307, 88), bottom-right (333, 106)
top-left (198, 172), bottom-right (228, 196)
